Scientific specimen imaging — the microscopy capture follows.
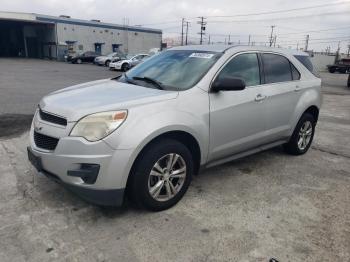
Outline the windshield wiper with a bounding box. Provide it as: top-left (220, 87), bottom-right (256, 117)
top-left (123, 73), bottom-right (136, 85)
top-left (132, 76), bottom-right (164, 90)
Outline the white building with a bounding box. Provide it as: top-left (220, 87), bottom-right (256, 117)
top-left (0, 11), bottom-right (162, 60)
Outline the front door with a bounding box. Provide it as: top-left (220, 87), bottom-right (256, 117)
top-left (208, 52), bottom-right (267, 162)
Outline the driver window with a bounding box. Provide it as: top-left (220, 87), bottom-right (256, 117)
top-left (217, 53), bottom-right (261, 86)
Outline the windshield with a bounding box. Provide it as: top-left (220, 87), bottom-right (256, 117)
top-left (118, 50), bottom-right (222, 90)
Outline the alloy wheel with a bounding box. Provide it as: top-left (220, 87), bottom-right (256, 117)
top-left (297, 120), bottom-right (313, 150)
top-left (148, 153), bottom-right (187, 202)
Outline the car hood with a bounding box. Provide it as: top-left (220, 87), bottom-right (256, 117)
top-left (39, 79), bottom-right (178, 122)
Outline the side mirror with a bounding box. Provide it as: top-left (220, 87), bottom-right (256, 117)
top-left (211, 77), bottom-right (246, 92)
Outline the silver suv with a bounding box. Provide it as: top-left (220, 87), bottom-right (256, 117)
top-left (28, 45), bottom-right (322, 211)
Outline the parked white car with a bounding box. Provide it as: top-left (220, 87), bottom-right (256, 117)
top-left (109, 54), bottom-right (150, 71)
top-left (94, 52), bottom-right (126, 66)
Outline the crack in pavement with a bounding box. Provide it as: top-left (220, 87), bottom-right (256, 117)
top-left (311, 145), bottom-right (350, 159)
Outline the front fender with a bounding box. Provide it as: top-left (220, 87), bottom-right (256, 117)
top-left (104, 104), bottom-right (209, 188)
top-left (117, 109), bottom-right (207, 157)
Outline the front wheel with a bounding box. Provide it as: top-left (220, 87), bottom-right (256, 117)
top-left (284, 113), bottom-right (316, 155)
top-left (105, 60), bottom-right (111, 67)
top-left (76, 58), bottom-right (82, 64)
top-left (121, 63), bottom-right (130, 72)
top-left (128, 139), bottom-right (194, 211)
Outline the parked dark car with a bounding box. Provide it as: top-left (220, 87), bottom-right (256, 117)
top-left (69, 51), bottom-right (100, 64)
top-left (327, 58), bottom-right (350, 73)
top-left (347, 73), bottom-right (350, 88)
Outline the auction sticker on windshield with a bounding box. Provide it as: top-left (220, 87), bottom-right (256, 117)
top-left (189, 53), bottom-right (215, 59)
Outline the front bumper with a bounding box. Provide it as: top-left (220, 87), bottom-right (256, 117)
top-left (28, 147), bottom-right (125, 206)
top-left (28, 146), bottom-right (127, 206)
top-left (27, 114), bottom-right (134, 206)
top-left (109, 63), bottom-right (122, 70)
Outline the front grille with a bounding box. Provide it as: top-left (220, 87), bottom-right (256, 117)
top-left (34, 131), bottom-right (59, 151)
top-left (39, 109), bottom-right (67, 126)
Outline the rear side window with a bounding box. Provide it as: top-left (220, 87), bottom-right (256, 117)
top-left (262, 53), bottom-right (292, 83)
top-left (294, 55), bottom-right (314, 73)
top-left (217, 53), bottom-right (261, 86)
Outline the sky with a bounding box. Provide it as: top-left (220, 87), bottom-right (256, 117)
top-left (1, 0), bottom-right (350, 52)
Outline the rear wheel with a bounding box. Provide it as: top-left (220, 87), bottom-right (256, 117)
top-left (328, 67), bottom-right (336, 73)
top-left (105, 60), bottom-right (111, 67)
top-left (128, 139), bottom-right (194, 211)
top-left (76, 59), bottom-right (82, 64)
top-left (284, 113), bottom-right (316, 155)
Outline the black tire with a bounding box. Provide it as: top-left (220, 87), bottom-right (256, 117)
top-left (121, 63), bottom-right (129, 72)
top-left (105, 60), bottom-right (111, 67)
top-left (128, 139), bottom-right (194, 211)
top-left (328, 67), bottom-right (336, 73)
top-left (284, 113), bottom-right (316, 155)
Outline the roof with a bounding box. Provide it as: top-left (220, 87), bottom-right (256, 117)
top-left (170, 44), bottom-right (309, 56)
top-left (0, 11), bottom-right (162, 35)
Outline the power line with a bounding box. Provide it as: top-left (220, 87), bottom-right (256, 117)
top-left (278, 26), bottom-right (350, 35)
top-left (206, 10), bottom-right (350, 23)
top-left (200, 1), bottom-right (350, 18)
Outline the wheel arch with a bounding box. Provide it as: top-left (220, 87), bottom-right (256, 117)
top-left (125, 130), bottom-right (202, 193)
top-left (303, 105), bottom-right (319, 122)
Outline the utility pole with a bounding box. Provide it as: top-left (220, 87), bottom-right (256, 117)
top-left (248, 35), bottom-right (251, 46)
top-left (296, 42), bottom-right (299, 50)
top-left (228, 34), bottom-right (231, 45)
top-left (335, 41), bottom-right (341, 63)
top-left (269, 25), bottom-right (275, 47)
top-left (197, 17), bottom-right (206, 45)
top-left (304, 34), bottom-right (309, 51)
top-left (181, 18), bottom-right (185, 46)
top-left (208, 35), bottom-right (211, 44)
top-left (185, 21), bottom-right (190, 45)
top-left (273, 35), bottom-right (277, 47)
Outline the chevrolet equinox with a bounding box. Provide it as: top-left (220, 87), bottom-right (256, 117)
top-left (28, 45), bottom-right (322, 211)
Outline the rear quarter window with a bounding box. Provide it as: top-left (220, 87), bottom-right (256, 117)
top-left (294, 55), bottom-right (314, 74)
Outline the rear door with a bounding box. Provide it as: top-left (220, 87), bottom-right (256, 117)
top-left (208, 52), bottom-right (267, 161)
top-left (260, 53), bottom-right (302, 142)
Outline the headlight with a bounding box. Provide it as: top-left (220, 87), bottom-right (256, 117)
top-left (70, 110), bottom-right (127, 141)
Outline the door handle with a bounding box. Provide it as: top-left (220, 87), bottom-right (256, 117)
top-left (295, 85), bottom-right (301, 92)
top-left (255, 94), bottom-right (266, 102)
